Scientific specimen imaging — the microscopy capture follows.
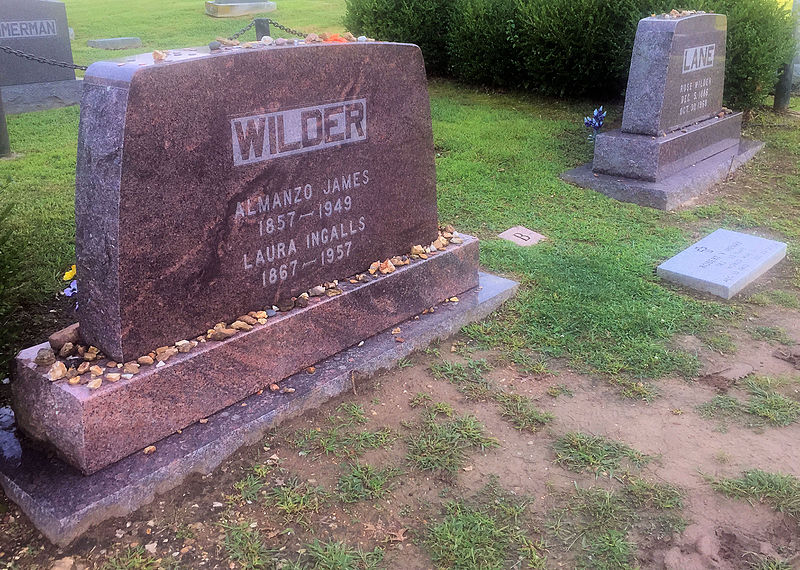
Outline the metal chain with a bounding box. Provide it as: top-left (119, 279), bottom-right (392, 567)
top-left (261, 18), bottom-right (306, 38)
top-left (0, 44), bottom-right (88, 70)
top-left (227, 20), bottom-right (256, 41)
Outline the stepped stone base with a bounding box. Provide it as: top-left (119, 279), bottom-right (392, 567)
top-left (0, 271), bottom-right (518, 546)
top-left (2, 79), bottom-right (83, 114)
top-left (562, 139), bottom-right (764, 210)
top-left (205, 1), bottom-right (276, 17)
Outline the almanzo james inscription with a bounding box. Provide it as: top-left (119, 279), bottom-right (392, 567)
top-left (75, 42), bottom-right (438, 361)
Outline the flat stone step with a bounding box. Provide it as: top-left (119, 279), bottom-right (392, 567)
top-left (561, 139), bottom-right (764, 211)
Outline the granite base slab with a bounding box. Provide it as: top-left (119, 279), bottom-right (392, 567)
top-left (1, 80), bottom-right (83, 114)
top-left (13, 237), bottom-right (479, 475)
top-left (0, 271), bottom-right (517, 546)
top-left (593, 113), bottom-right (743, 182)
top-left (561, 139), bottom-right (764, 210)
top-left (204, 1), bottom-right (276, 17)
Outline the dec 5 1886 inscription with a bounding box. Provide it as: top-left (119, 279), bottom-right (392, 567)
top-left (75, 43), bottom-right (438, 361)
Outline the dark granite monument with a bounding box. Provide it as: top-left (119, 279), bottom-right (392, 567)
top-left (0, 0), bottom-right (82, 113)
top-left (562, 12), bottom-right (763, 210)
top-left (3, 40), bottom-right (517, 544)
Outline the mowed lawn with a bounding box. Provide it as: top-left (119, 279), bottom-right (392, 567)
top-left (1, 0), bottom-right (799, 384)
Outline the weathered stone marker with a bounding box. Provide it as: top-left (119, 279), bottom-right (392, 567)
top-left (10, 41), bottom-right (517, 490)
top-left (75, 43), bottom-right (439, 362)
top-left (657, 229), bottom-right (786, 299)
top-left (498, 226), bottom-right (546, 246)
top-left (0, 0), bottom-right (82, 113)
top-left (562, 12), bottom-right (763, 210)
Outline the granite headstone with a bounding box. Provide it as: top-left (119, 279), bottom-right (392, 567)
top-left (657, 229), bottom-right (787, 299)
top-left (562, 12), bottom-right (763, 210)
top-left (76, 42), bottom-right (439, 362)
top-left (0, 0), bottom-right (75, 86)
top-left (622, 13), bottom-right (726, 136)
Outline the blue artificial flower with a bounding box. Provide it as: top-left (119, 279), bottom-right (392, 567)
top-left (63, 280), bottom-right (77, 297)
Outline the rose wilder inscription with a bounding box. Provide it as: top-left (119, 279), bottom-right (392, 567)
top-left (76, 42), bottom-right (438, 362)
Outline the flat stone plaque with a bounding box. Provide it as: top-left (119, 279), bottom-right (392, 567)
top-left (622, 13), bottom-right (726, 136)
top-left (0, 0), bottom-right (75, 87)
top-left (75, 42), bottom-right (438, 361)
top-left (657, 229), bottom-right (787, 299)
top-left (498, 226), bottom-right (546, 246)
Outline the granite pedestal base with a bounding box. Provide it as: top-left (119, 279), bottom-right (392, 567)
top-left (593, 113), bottom-right (743, 182)
top-left (1, 80), bottom-right (83, 114)
top-left (13, 237), bottom-right (479, 475)
top-left (561, 139), bottom-right (764, 210)
top-left (0, 271), bottom-right (517, 546)
top-left (204, 0), bottom-right (276, 17)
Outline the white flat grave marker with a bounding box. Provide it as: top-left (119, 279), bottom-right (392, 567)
top-left (657, 228), bottom-right (787, 299)
top-left (498, 226), bottom-right (546, 246)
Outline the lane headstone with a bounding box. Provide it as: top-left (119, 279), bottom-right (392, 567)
top-left (657, 229), bottom-right (787, 299)
top-left (561, 12), bottom-right (763, 210)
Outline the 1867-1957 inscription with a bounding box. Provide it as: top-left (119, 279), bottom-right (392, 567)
top-left (231, 97), bottom-right (372, 289)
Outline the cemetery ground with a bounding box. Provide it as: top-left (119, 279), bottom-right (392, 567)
top-left (2, 4), bottom-right (800, 569)
top-left (2, 84), bottom-right (799, 570)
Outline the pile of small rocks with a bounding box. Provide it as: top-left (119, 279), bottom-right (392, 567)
top-left (34, 226), bottom-right (464, 394)
top-left (656, 9), bottom-right (705, 19)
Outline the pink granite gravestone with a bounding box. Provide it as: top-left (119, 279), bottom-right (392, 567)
top-left (75, 42), bottom-right (439, 362)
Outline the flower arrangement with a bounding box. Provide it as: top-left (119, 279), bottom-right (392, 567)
top-left (583, 106), bottom-right (607, 141)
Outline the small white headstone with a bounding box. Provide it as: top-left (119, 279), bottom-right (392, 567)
top-left (657, 228), bottom-right (787, 299)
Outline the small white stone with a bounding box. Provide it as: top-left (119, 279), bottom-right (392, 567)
top-left (144, 543), bottom-right (157, 555)
top-left (357, 35), bottom-right (367, 42)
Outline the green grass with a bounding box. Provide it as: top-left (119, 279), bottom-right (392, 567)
top-left (430, 358), bottom-right (553, 430)
top-left (297, 540), bottom-right (384, 570)
top-left (234, 474), bottom-right (265, 503)
top-left (425, 482), bottom-right (545, 569)
top-left (406, 410), bottom-right (498, 473)
top-left (747, 326), bottom-right (795, 345)
top-left (747, 290), bottom-right (800, 309)
top-left (493, 392), bottom-right (554, 432)
top-left (269, 476), bottom-right (326, 526)
top-left (548, 478), bottom-right (685, 565)
top-left (103, 547), bottom-right (159, 570)
top-left (704, 332), bottom-right (738, 354)
top-left (329, 402), bottom-right (368, 427)
top-left (696, 380), bottom-right (800, 428)
top-left (711, 469), bottom-right (800, 518)
top-left (336, 462), bottom-right (400, 503)
top-left (577, 530), bottom-right (634, 570)
top-left (748, 556), bottom-right (792, 570)
top-left (552, 433), bottom-right (651, 475)
top-left (222, 522), bottom-right (276, 569)
top-left (290, 425), bottom-right (396, 457)
top-left (64, 0), bottom-right (347, 69)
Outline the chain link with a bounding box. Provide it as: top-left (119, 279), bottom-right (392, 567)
top-left (260, 18), bottom-right (306, 38)
top-left (0, 44), bottom-right (88, 70)
top-left (227, 20), bottom-right (256, 41)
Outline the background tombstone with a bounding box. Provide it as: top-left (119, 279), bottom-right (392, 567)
top-left (0, 0), bottom-right (82, 113)
top-left (562, 12), bottom-right (763, 210)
